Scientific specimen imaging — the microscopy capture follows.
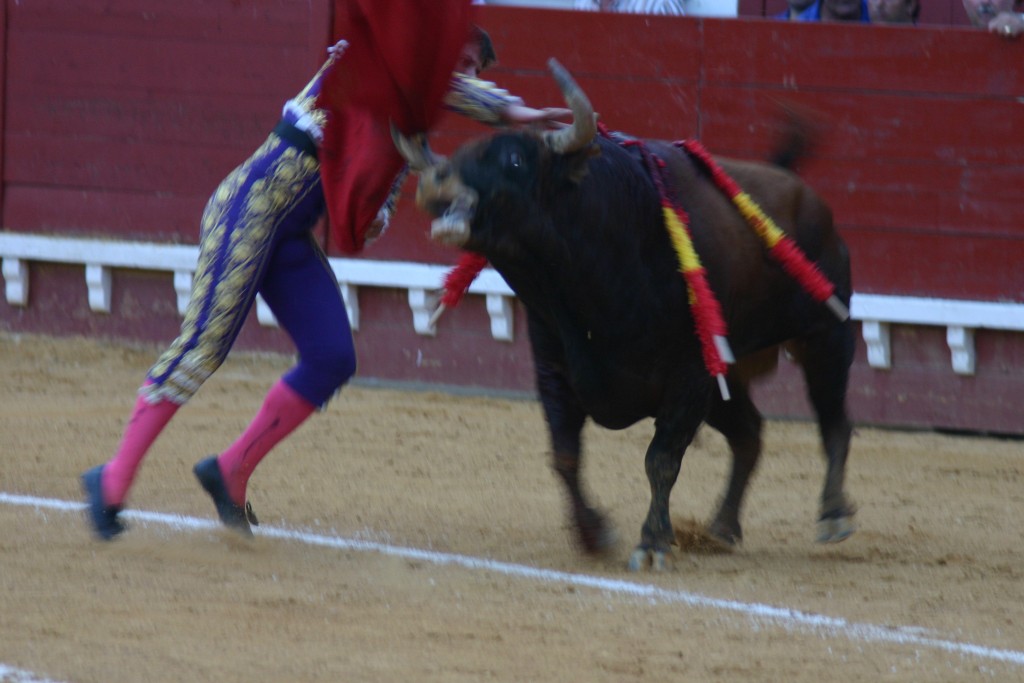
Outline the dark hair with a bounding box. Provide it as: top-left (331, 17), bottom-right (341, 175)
top-left (471, 25), bottom-right (497, 72)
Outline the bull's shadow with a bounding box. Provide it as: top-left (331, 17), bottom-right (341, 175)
top-left (396, 60), bottom-right (856, 572)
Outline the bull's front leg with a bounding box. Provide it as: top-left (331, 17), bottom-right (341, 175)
top-left (535, 361), bottom-right (615, 555)
top-left (629, 409), bottom-right (705, 572)
top-left (629, 442), bottom-right (682, 571)
top-left (552, 444), bottom-right (615, 555)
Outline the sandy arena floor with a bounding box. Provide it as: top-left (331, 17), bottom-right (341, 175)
top-left (2, 332), bottom-right (1023, 682)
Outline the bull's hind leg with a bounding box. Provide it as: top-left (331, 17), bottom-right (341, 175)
top-left (790, 319), bottom-right (857, 543)
top-left (703, 379), bottom-right (764, 547)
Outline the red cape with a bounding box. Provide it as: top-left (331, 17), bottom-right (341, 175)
top-left (317, 0), bottom-right (474, 254)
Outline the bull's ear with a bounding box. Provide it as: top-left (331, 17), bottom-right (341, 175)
top-left (563, 144), bottom-right (601, 185)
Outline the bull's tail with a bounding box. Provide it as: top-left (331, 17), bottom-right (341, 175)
top-left (766, 101), bottom-right (824, 172)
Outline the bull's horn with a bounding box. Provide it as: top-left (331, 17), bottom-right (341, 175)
top-left (391, 124), bottom-right (441, 172)
top-left (543, 58), bottom-right (597, 154)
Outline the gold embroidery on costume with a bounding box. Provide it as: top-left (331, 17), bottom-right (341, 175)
top-left (144, 136), bottom-right (321, 405)
top-left (444, 74), bottom-right (522, 126)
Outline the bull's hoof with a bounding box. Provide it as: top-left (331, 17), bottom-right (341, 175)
top-left (705, 519), bottom-right (742, 548)
top-left (577, 528), bottom-right (614, 557)
top-left (816, 515), bottom-right (855, 544)
top-left (576, 507), bottom-right (618, 555)
top-left (579, 521), bottom-right (618, 556)
top-left (627, 547), bottom-right (670, 572)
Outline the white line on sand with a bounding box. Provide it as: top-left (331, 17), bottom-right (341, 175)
top-left (4, 491), bottom-right (1024, 668)
top-left (0, 662), bottom-right (67, 683)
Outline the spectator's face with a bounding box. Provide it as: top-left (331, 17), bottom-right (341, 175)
top-left (823, 0), bottom-right (864, 18)
top-left (868, 0), bottom-right (918, 22)
top-left (455, 43), bottom-right (484, 78)
top-left (962, 0), bottom-right (1015, 26)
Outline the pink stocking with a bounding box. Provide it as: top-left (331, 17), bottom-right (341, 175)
top-left (217, 379), bottom-right (316, 504)
top-left (103, 390), bottom-right (180, 507)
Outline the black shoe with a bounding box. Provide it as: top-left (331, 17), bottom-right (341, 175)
top-left (193, 456), bottom-right (258, 536)
top-left (81, 465), bottom-right (126, 540)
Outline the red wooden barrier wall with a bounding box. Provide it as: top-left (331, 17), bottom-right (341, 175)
top-left (0, 0), bottom-right (333, 350)
top-left (2, 0), bottom-right (331, 243)
top-left (1, 1), bottom-right (1022, 434)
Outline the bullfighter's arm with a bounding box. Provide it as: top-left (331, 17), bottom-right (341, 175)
top-left (445, 74), bottom-right (570, 126)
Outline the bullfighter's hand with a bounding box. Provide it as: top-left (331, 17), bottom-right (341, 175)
top-left (327, 39), bottom-right (350, 57)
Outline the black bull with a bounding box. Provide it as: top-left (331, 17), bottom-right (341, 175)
top-left (396, 60), bottom-right (856, 571)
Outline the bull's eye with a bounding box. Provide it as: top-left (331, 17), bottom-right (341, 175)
top-left (507, 151), bottom-right (523, 169)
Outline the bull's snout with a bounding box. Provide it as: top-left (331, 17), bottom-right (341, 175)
top-left (427, 187), bottom-right (478, 247)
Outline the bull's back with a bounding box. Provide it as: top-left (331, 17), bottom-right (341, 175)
top-left (716, 157), bottom-right (849, 350)
top-left (649, 143), bottom-right (848, 353)
top-left (718, 157), bottom-right (839, 258)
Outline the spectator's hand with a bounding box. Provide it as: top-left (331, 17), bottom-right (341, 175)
top-left (988, 12), bottom-right (1024, 38)
top-left (502, 105), bottom-right (573, 127)
top-left (327, 39), bottom-right (350, 58)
